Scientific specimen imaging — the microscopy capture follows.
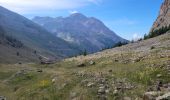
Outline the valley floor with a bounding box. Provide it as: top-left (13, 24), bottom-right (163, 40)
top-left (0, 33), bottom-right (170, 100)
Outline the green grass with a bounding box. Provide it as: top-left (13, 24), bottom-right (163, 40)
top-left (0, 47), bottom-right (169, 100)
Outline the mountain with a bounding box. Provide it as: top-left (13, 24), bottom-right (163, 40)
top-left (0, 6), bottom-right (80, 63)
top-left (0, 25), bottom-right (41, 63)
top-left (32, 13), bottom-right (128, 53)
top-left (151, 0), bottom-right (170, 31)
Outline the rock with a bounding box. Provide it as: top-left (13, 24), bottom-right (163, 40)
top-left (77, 63), bottom-right (86, 67)
top-left (156, 74), bottom-right (162, 78)
top-left (105, 89), bottom-right (110, 94)
top-left (70, 92), bottom-right (77, 99)
top-left (150, 0), bottom-right (170, 31)
top-left (52, 78), bottom-right (56, 83)
top-left (143, 91), bottom-right (162, 100)
top-left (0, 96), bottom-right (6, 100)
top-left (81, 79), bottom-right (89, 85)
top-left (89, 61), bottom-right (95, 65)
top-left (62, 83), bottom-right (68, 88)
top-left (87, 82), bottom-right (95, 87)
top-left (156, 92), bottom-right (170, 100)
top-left (123, 97), bottom-right (131, 100)
top-left (113, 89), bottom-right (119, 96)
top-left (98, 86), bottom-right (106, 95)
top-left (98, 78), bottom-right (107, 84)
top-left (131, 58), bottom-right (140, 63)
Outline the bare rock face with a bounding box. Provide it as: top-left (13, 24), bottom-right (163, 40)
top-left (151, 0), bottom-right (170, 31)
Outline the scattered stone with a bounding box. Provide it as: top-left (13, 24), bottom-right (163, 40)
top-left (61, 83), bottom-right (68, 88)
top-left (77, 63), bottom-right (86, 67)
top-left (113, 89), bottom-right (118, 96)
top-left (156, 74), bottom-right (162, 78)
top-left (156, 92), bottom-right (170, 100)
top-left (40, 60), bottom-right (54, 64)
top-left (52, 78), bottom-right (56, 83)
top-left (89, 61), bottom-right (95, 65)
top-left (0, 96), bottom-right (6, 100)
top-left (81, 79), bottom-right (89, 85)
top-left (105, 89), bottom-right (110, 94)
top-left (98, 86), bottom-right (106, 95)
top-left (143, 91), bottom-right (162, 100)
top-left (131, 58), bottom-right (140, 63)
top-left (70, 92), bottom-right (77, 99)
top-left (123, 97), bottom-right (131, 100)
top-left (87, 82), bottom-right (95, 87)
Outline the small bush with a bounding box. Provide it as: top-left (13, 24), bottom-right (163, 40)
top-left (150, 46), bottom-right (155, 50)
top-left (16, 52), bottom-right (20, 56)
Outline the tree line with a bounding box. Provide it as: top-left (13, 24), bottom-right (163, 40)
top-left (0, 25), bottom-right (23, 48)
top-left (144, 25), bottom-right (170, 40)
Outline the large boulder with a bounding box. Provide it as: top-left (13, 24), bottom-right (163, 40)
top-left (156, 92), bottom-right (170, 100)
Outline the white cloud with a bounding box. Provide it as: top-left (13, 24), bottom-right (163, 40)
top-left (69, 10), bottom-right (79, 14)
top-left (132, 33), bottom-right (142, 41)
top-left (0, 0), bottom-right (102, 14)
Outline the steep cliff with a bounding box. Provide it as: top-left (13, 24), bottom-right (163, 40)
top-left (151, 0), bottom-right (170, 31)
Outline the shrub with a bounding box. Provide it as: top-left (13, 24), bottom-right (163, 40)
top-left (6, 36), bottom-right (23, 48)
top-left (16, 52), bottom-right (20, 56)
top-left (150, 46), bottom-right (155, 50)
top-left (83, 50), bottom-right (87, 56)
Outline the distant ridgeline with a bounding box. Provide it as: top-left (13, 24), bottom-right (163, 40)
top-left (144, 25), bottom-right (170, 40)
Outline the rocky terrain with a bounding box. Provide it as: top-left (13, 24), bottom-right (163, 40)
top-left (0, 0), bottom-right (170, 100)
top-left (0, 32), bottom-right (169, 100)
top-left (32, 13), bottom-right (127, 53)
top-left (151, 0), bottom-right (170, 31)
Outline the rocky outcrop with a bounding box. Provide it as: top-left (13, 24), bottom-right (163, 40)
top-left (151, 0), bottom-right (170, 31)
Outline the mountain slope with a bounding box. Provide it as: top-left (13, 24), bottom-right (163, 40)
top-left (0, 6), bottom-right (80, 61)
top-left (32, 13), bottom-right (128, 53)
top-left (0, 25), bottom-right (41, 63)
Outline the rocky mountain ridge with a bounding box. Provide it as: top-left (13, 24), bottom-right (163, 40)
top-left (32, 13), bottom-right (128, 53)
top-left (151, 0), bottom-right (170, 31)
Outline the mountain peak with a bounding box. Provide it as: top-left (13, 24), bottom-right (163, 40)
top-left (69, 13), bottom-right (87, 19)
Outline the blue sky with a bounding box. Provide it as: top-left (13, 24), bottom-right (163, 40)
top-left (0, 0), bottom-right (163, 40)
